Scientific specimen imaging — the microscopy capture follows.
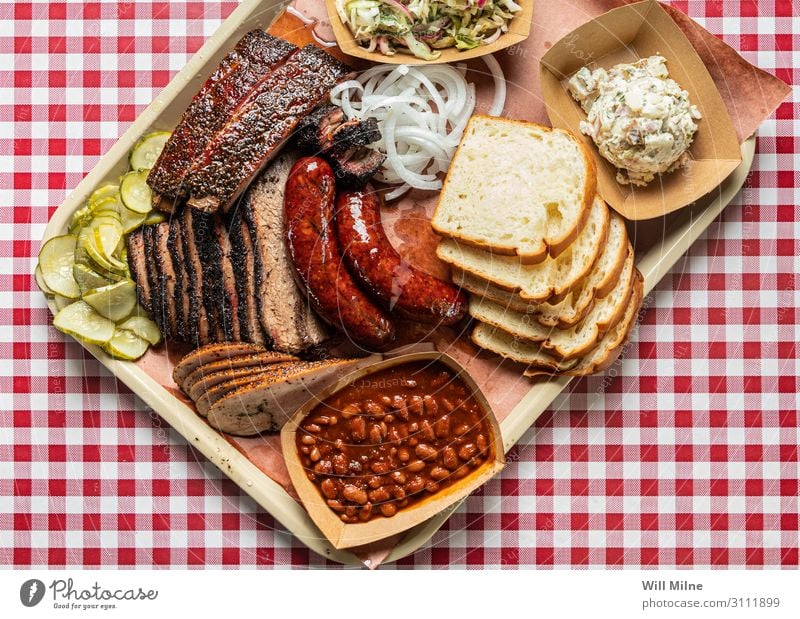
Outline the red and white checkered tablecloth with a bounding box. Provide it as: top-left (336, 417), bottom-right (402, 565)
top-left (1, 0), bottom-right (797, 569)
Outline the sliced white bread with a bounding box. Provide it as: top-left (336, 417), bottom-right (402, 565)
top-left (440, 195), bottom-right (609, 301)
top-left (453, 212), bottom-right (629, 328)
top-left (471, 270), bottom-right (643, 377)
top-left (431, 116), bottom-right (597, 263)
top-left (468, 247), bottom-right (635, 360)
top-left (535, 213), bottom-right (630, 328)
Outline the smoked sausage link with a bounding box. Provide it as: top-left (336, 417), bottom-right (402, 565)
top-left (336, 188), bottom-right (467, 325)
top-left (284, 157), bottom-right (395, 349)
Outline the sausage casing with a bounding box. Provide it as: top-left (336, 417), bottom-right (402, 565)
top-left (284, 157), bottom-right (395, 349)
top-left (335, 188), bottom-right (467, 325)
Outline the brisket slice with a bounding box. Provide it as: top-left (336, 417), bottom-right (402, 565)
top-left (240, 153), bottom-right (328, 354)
top-left (168, 218), bottom-right (192, 343)
top-left (184, 45), bottom-right (352, 213)
top-left (190, 209), bottom-right (226, 341)
top-left (126, 229), bottom-right (152, 313)
top-left (180, 207), bottom-right (211, 346)
top-left (212, 217), bottom-right (242, 342)
top-left (152, 222), bottom-right (180, 340)
top-left (142, 224), bottom-right (165, 335)
top-left (147, 31), bottom-right (297, 210)
top-left (228, 205), bottom-right (268, 347)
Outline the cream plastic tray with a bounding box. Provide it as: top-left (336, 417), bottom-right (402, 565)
top-left (41, 0), bottom-right (756, 566)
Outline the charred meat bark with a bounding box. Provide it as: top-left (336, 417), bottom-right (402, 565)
top-left (228, 206), bottom-right (268, 347)
top-left (180, 207), bottom-right (212, 346)
top-left (183, 45), bottom-right (352, 213)
top-left (189, 209), bottom-right (226, 341)
top-left (240, 152), bottom-right (328, 354)
top-left (295, 104), bottom-right (384, 187)
top-left (152, 222), bottom-right (181, 340)
top-left (212, 217), bottom-right (242, 342)
top-left (296, 105), bottom-right (381, 155)
top-left (142, 225), bottom-right (165, 335)
top-left (328, 147), bottom-right (386, 188)
top-left (126, 229), bottom-right (152, 313)
top-left (168, 220), bottom-right (192, 342)
top-left (147, 31), bottom-right (297, 211)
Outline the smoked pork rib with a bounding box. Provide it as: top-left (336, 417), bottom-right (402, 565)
top-left (184, 45), bottom-right (352, 213)
top-left (147, 30), bottom-right (297, 211)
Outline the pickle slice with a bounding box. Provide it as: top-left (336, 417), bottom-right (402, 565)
top-left (38, 234), bottom-right (81, 299)
top-left (52, 294), bottom-right (74, 311)
top-left (117, 314), bottom-right (162, 345)
top-left (72, 262), bottom-right (114, 293)
top-left (143, 211), bottom-right (165, 225)
top-left (120, 170), bottom-right (152, 214)
top-left (104, 328), bottom-right (150, 360)
top-left (35, 265), bottom-right (55, 296)
top-left (129, 131), bottom-right (170, 171)
top-left (52, 300), bottom-right (115, 345)
top-left (82, 279), bottom-right (137, 322)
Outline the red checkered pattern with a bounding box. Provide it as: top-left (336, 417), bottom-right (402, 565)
top-left (1, 1), bottom-right (797, 568)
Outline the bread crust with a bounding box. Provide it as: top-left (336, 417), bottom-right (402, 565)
top-left (438, 196), bottom-right (609, 302)
top-left (431, 116), bottom-right (598, 263)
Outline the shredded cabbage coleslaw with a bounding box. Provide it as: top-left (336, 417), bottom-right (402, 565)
top-left (335, 0), bottom-right (522, 60)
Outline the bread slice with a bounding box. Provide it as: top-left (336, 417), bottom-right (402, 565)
top-left (471, 270), bottom-right (643, 377)
top-left (468, 247), bottom-right (635, 360)
top-left (431, 116), bottom-right (597, 263)
top-left (453, 211), bottom-right (629, 327)
top-left (441, 195), bottom-right (608, 302)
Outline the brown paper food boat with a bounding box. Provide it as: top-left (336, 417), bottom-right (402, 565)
top-left (281, 351), bottom-right (505, 549)
top-left (540, 0), bottom-right (741, 220)
top-left (324, 0), bottom-right (533, 65)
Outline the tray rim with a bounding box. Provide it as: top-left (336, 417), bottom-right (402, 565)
top-left (38, 0), bottom-right (757, 567)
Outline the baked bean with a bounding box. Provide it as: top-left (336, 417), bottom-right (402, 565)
top-left (327, 499), bottom-right (345, 512)
top-left (453, 424), bottom-right (469, 436)
top-left (364, 400), bottom-right (384, 416)
top-left (443, 446), bottom-right (459, 470)
top-left (368, 487), bottom-right (390, 503)
top-left (405, 476), bottom-right (425, 494)
top-left (296, 361), bottom-right (494, 522)
top-left (415, 443), bottom-right (437, 461)
top-left (434, 415), bottom-right (450, 438)
top-left (390, 486), bottom-right (406, 500)
top-left (321, 479), bottom-right (337, 499)
top-left (430, 466), bottom-right (449, 481)
top-left (380, 503), bottom-right (397, 517)
top-left (423, 395), bottom-right (438, 415)
top-left (343, 484), bottom-right (368, 505)
top-left (350, 416), bottom-right (366, 441)
top-left (341, 403), bottom-right (360, 419)
top-left (458, 443), bottom-right (477, 461)
top-left (407, 460), bottom-right (425, 473)
top-left (369, 423), bottom-right (384, 444)
top-left (314, 460), bottom-right (332, 475)
top-left (370, 460), bottom-right (390, 474)
top-left (359, 503), bottom-right (373, 521)
top-left (332, 453), bottom-right (348, 475)
top-left (454, 465), bottom-right (470, 479)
